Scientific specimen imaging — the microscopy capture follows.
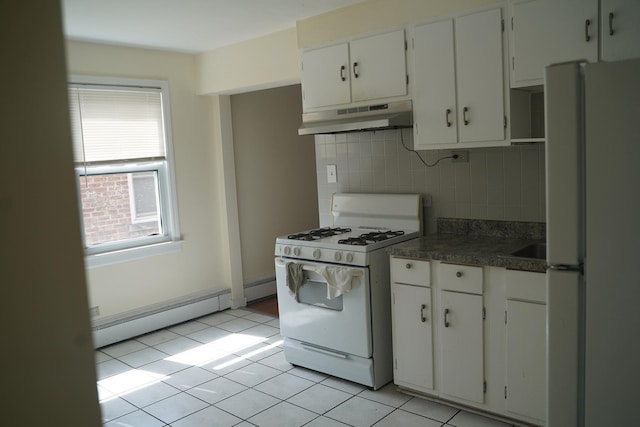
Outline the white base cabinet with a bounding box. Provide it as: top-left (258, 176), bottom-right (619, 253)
top-left (390, 257), bottom-right (547, 426)
top-left (504, 269), bottom-right (547, 424)
top-left (390, 258), bottom-right (434, 393)
top-left (440, 290), bottom-right (484, 404)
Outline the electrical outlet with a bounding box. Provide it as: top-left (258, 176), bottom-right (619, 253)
top-left (89, 306), bottom-right (100, 318)
top-left (452, 150), bottom-right (469, 163)
top-left (327, 165), bottom-right (337, 183)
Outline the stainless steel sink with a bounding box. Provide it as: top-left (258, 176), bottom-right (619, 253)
top-left (510, 243), bottom-right (547, 260)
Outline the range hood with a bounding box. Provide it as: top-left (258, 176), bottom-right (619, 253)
top-left (298, 100), bottom-right (412, 135)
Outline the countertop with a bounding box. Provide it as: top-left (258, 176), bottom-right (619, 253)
top-left (386, 218), bottom-right (547, 273)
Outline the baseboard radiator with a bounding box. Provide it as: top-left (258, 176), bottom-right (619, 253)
top-left (92, 278), bottom-right (276, 349)
top-left (92, 289), bottom-right (231, 348)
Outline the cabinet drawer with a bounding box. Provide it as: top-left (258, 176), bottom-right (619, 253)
top-left (505, 270), bottom-right (546, 304)
top-left (439, 263), bottom-right (483, 294)
top-left (391, 257), bottom-right (431, 286)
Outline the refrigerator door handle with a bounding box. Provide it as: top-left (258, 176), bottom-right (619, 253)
top-left (548, 263), bottom-right (584, 274)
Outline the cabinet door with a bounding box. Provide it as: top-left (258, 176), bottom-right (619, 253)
top-left (600, 0), bottom-right (640, 61)
top-left (506, 300), bottom-right (546, 422)
top-left (392, 283), bottom-right (433, 391)
top-left (350, 30), bottom-right (407, 103)
top-left (412, 20), bottom-right (457, 147)
top-left (440, 290), bottom-right (484, 403)
top-left (456, 8), bottom-right (505, 143)
top-left (510, 0), bottom-right (598, 87)
top-left (301, 43), bottom-right (351, 110)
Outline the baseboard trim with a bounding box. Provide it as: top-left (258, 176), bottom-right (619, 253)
top-left (93, 289), bottom-right (231, 348)
top-left (244, 279), bottom-right (276, 303)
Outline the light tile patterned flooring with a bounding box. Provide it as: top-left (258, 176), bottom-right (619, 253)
top-left (96, 308), bottom-right (519, 427)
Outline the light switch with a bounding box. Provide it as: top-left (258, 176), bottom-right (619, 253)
top-left (327, 164), bottom-right (337, 183)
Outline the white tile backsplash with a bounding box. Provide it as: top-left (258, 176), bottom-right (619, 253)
top-left (315, 130), bottom-right (545, 233)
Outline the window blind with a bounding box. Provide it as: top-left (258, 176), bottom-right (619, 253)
top-left (68, 86), bottom-right (166, 164)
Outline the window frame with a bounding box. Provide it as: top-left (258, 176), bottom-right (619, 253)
top-left (69, 75), bottom-right (182, 268)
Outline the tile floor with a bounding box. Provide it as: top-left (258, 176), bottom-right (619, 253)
top-left (96, 308), bottom-right (519, 427)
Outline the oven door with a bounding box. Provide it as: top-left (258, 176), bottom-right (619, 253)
top-left (275, 257), bottom-right (371, 358)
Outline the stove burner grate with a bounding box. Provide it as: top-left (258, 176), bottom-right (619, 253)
top-left (287, 227), bottom-right (352, 241)
top-left (338, 230), bottom-right (405, 246)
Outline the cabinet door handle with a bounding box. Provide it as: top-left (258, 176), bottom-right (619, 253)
top-left (444, 308), bottom-right (451, 327)
top-left (585, 19), bottom-right (591, 42)
top-left (405, 263), bottom-right (412, 269)
top-left (609, 12), bottom-right (615, 36)
top-left (340, 65), bottom-right (346, 81)
top-left (456, 271), bottom-right (463, 278)
top-left (420, 304), bottom-right (427, 323)
top-left (445, 108), bottom-right (452, 127)
top-left (353, 62), bottom-right (359, 78)
top-left (463, 107), bottom-right (469, 125)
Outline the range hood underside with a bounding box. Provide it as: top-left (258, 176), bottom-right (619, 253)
top-left (298, 100), bottom-right (413, 135)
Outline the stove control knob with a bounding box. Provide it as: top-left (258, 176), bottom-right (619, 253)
top-left (313, 249), bottom-right (321, 259)
top-left (283, 246), bottom-right (291, 255)
top-left (334, 252), bottom-right (342, 262)
top-left (293, 247), bottom-right (301, 256)
top-left (346, 253), bottom-right (354, 263)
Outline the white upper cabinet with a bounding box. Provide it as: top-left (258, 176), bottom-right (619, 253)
top-left (600, 0), bottom-right (640, 61)
top-left (509, 0), bottom-right (640, 85)
top-left (301, 43), bottom-right (351, 110)
top-left (301, 29), bottom-right (407, 111)
top-left (456, 9), bottom-right (506, 144)
top-left (509, 0), bottom-right (600, 87)
top-left (412, 7), bottom-right (506, 149)
top-left (350, 30), bottom-right (408, 103)
top-left (412, 20), bottom-right (457, 146)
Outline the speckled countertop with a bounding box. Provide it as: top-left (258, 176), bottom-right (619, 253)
top-left (387, 218), bottom-right (547, 273)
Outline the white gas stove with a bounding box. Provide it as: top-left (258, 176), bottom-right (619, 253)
top-left (274, 193), bottom-right (422, 389)
top-left (275, 193), bottom-right (422, 267)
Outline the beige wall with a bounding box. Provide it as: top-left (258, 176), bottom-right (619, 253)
top-left (2, 1), bottom-right (101, 425)
top-left (231, 85), bottom-right (318, 284)
top-left (195, 1), bottom-right (496, 96)
top-left (297, 0), bottom-right (496, 48)
top-left (66, 41), bottom-right (231, 319)
top-left (197, 28), bottom-right (301, 95)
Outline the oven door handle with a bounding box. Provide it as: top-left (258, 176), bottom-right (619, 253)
top-left (301, 343), bottom-right (348, 359)
top-left (276, 258), bottom-right (364, 276)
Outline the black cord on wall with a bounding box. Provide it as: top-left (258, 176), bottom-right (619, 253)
top-left (399, 128), bottom-right (458, 167)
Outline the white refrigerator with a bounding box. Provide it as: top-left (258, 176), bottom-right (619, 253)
top-left (546, 58), bottom-right (640, 426)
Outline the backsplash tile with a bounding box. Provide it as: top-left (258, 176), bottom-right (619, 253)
top-left (315, 129), bottom-right (545, 233)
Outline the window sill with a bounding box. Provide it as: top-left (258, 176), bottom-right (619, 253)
top-left (85, 240), bottom-right (183, 268)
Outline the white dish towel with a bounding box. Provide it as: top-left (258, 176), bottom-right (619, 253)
top-left (312, 265), bottom-right (362, 299)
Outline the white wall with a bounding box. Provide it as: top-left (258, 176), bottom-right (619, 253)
top-left (66, 41), bottom-right (231, 321)
top-left (315, 131), bottom-right (545, 233)
top-left (230, 85), bottom-right (318, 285)
top-left (2, 1), bottom-right (101, 425)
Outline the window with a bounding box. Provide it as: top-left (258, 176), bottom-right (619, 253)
top-left (69, 77), bottom-right (180, 265)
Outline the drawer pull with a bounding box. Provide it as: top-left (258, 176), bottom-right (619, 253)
top-left (420, 304), bottom-right (427, 323)
top-left (444, 308), bottom-right (451, 327)
top-left (456, 271), bottom-right (463, 278)
top-left (405, 263), bottom-right (412, 269)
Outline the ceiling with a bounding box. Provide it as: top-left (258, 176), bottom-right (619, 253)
top-left (61, 0), bottom-right (367, 53)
